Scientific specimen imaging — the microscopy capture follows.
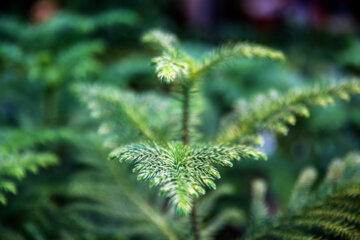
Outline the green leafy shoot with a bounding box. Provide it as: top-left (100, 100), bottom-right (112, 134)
top-left (109, 142), bottom-right (266, 214)
top-left (0, 10), bottom-right (139, 44)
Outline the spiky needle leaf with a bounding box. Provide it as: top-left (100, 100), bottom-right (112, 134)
top-left (217, 79), bottom-right (360, 144)
top-left (109, 142), bottom-right (266, 214)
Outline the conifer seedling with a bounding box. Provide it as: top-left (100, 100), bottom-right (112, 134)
top-left (78, 29), bottom-right (360, 240)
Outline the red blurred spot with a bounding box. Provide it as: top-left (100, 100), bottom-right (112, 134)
top-left (30, 0), bottom-right (58, 23)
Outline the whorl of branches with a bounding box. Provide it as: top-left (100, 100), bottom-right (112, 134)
top-left (109, 142), bottom-right (266, 214)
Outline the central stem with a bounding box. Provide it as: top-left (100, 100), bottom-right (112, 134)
top-left (182, 85), bottom-right (190, 145)
top-left (181, 84), bottom-right (200, 240)
top-left (190, 199), bottom-right (200, 240)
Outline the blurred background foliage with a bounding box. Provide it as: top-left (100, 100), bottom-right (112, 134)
top-left (0, 0), bottom-right (359, 239)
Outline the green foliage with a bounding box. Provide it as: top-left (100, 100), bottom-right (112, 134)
top-left (248, 153), bottom-right (360, 240)
top-left (0, 10), bottom-right (139, 89)
top-left (0, 10), bottom-right (139, 46)
top-left (0, 8), bottom-right (161, 240)
top-left (1, 9), bottom-right (359, 239)
top-left (109, 142), bottom-right (266, 214)
top-left (217, 79), bottom-right (360, 145)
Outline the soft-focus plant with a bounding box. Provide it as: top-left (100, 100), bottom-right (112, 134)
top-left (0, 9), bottom-right (156, 240)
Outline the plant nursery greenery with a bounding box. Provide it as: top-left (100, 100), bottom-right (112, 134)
top-left (0, 6), bottom-right (360, 240)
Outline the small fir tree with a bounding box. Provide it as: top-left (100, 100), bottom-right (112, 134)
top-left (78, 29), bottom-right (360, 240)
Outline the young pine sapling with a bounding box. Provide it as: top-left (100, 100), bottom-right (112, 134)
top-left (80, 30), bottom-right (360, 240)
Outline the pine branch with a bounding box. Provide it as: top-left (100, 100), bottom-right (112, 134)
top-left (0, 128), bottom-right (81, 205)
top-left (109, 142), bottom-right (266, 214)
top-left (193, 42), bottom-right (285, 77)
top-left (74, 84), bottom-right (181, 146)
top-left (217, 79), bottom-right (360, 144)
